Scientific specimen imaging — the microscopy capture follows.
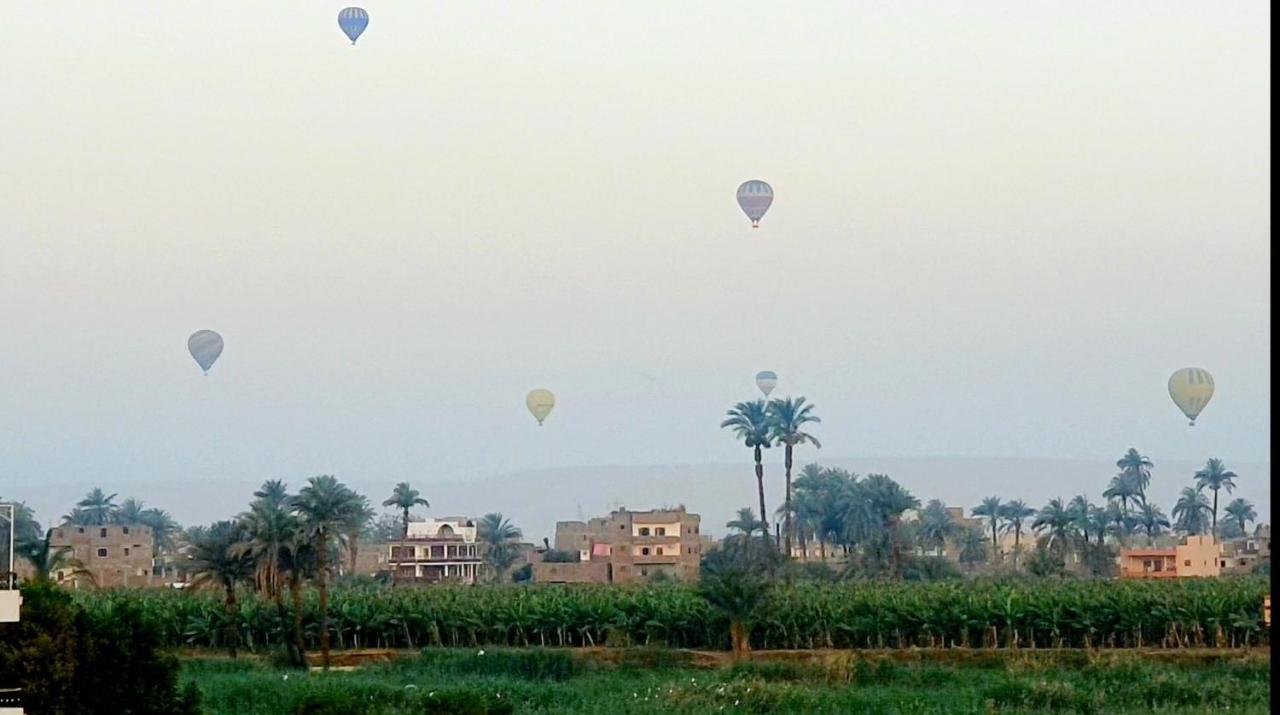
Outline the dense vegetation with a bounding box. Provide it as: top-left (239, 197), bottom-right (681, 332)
top-left (74, 577), bottom-right (1269, 654)
top-left (0, 584), bottom-right (200, 715)
top-left (184, 648), bottom-right (1271, 714)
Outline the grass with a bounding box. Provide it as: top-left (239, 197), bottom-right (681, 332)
top-left (182, 647), bottom-right (1271, 714)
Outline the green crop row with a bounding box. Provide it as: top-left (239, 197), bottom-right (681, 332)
top-left (71, 577), bottom-right (1270, 653)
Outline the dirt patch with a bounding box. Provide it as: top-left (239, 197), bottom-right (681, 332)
top-left (303, 649), bottom-right (417, 668)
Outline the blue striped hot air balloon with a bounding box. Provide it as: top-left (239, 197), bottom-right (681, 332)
top-left (736, 180), bottom-right (773, 227)
top-left (188, 330), bottom-right (224, 375)
top-left (338, 7), bottom-right (369, 45)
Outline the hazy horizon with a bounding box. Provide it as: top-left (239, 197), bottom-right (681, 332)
top-left (0, 3), bottom-right (1270, 527)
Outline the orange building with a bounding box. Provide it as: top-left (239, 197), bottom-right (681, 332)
top-left (1120, 534), bottom-right (1221, 579)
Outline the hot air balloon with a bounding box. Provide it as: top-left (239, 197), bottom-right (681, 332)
top-left (338, 7), bottom-right (369, 45)
top-left (1168, 367), bottom-right (1214, 426)
top-left (188, 330), bottom-right (224, 375)
top-left (736, 180), bottom-right (773, 228)
top-left (755, 371), bottom-right (777, 397)
top-left (526, 389), bottom-right (555, 426)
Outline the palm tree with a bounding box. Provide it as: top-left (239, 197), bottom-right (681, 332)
top-left (766, 396), bottom-right (821, 557)
top-left (971, 496), bottom-right (1004, 557)
top-left (139, 508), bottom-right (180, 579)
top-left (60, 507), bottom-right (93, 526)
top-left (0, 499), bottom-right (42, 550)
top-left (956, 527), bottom-right (989, 572)
top-left (861, 474), bottom-right (919, 576)
top-left (290, 475), bottom-right (364, 669)
top-left (478, 512), bottom-right (523, 583)
top-left (999, 500), bottom-right (1037, 570)
top-left (1032, 498), bottom-right (1075, 556)
top-left (382, 482), bottom-right (430, 540)
top-left (1223, 498), bottom-right (1257, 538)
top-left (1102, 499), bottom-right (1131, 543)
top-left (1172, 486), bottom-right (1212, 535)
top-left (726, 507), bottom-right (764, 536)
top-left (18, 529), bottom-right (94, 585)
top-left (1133, 502), bottom-right (1171, 545)
top-left (76, 488), bottom-right (118, 526)
top-left (918, 500), bottom-right (957, 555)
top-left (1193, 458), bottom-right (1237, 539)
top-left (721, 400), bottom-right (775, 550)
top-left (1102, 473), bottom-right (1142, 517)
top-left (1116, 448), bottom-right (1154, 503)
top-left (187, 520), bottom-right (256, 658)
top-left (1066, 496), bottom-right (1092, 544)
top-left (114, 498), bottom-right (147, 525)
top-left (238, 484), bottom-right (304, 667)
top-left (1086, 504), bottom-right (1109, 545)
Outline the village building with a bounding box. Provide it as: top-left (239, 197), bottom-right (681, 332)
top-left (384, 517), bottom-right (484, 584)
top-left (534, 507), bottom-right (702, 584)
top-left (48, 523), bottom-right (157, 588)
top-left (1119, 534), bottom-right (1222, 579)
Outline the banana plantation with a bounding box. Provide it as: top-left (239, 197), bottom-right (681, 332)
top-left (75, 577), bottom-right (1269, 654)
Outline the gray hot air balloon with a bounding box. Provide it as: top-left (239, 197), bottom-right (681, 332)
top-left (188, 330), bottom-right (224, 375)
top-left (736, 180), bottom-right (774, 227)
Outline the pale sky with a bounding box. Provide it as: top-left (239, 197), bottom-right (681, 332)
top-left (0, 3), bottom-right (1270, 526)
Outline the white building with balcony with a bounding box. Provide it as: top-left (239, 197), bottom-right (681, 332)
top-left (387, 517), bottom-right (483, 583)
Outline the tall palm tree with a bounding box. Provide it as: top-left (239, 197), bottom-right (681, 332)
top-left (1102, 499), bottom-right (1131, 544)
top-left (254, 479), bottom-right (290, 508)
top-left (1133, 502), bottom-right (1171, 545)
top-left (382, 482), bottom-right (430, 540)
top-left (956, 527), bottom-right (989, 572)
top-left (971, 496), bottom-right (1004, 557)
top-left (139, 508), bottom-right (180, 579)
top-left (721, 400), bottom-right (775, 550)
top-left (1223, 498), bottom-right (1257, 538)
top-left (861, 474), bottom-right (919, 576)
top-left (1116, 448), bottom-right (1154, 503)
top-left (999, 500), bottom-right (1037, 570)
top-left (1032, 498), bottom-right (1075, 556)
top-left (114, 498), bottom-right (147, 525)
top-left (187, 520), bottom-right (256, 658)
top-left (60, 507), bottom-right (93, 526)
top-left (291, 475), bottom-right (364, 669)
top-left (1172, 486), bottom-right (1212, 535)
top-left (1086, 504), bottom-right (1109, 545)
top-left (766, 396), bottom-right (821, 557)
top-left (76, 488), bottom-right (118, 526)
top-left (238, 484), bottom-right (304, 667)
top-left (726, 507), bottom-right (764, 536)
top-left (478, 512), bottom-right (523, 582)
top-left (1066, 496), bottom-right (1092, 544)
top-left (1193, 458), bottom-right (1238, 539)
top-left (1102, 473), bottom-right (1142, 517)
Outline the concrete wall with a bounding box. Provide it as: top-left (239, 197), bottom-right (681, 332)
top-left (533, 561), bottom-right (610, 584)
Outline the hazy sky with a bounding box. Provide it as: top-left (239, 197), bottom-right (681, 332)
top-left (0, 3), bottom-right (1270, 523)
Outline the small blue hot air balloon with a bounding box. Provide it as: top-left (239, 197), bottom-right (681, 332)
top-left (338, 7), bottom-right (369, 45)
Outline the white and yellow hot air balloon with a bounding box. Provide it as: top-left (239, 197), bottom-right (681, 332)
top-left (1168, 367), bottom-right (1214, 426)
top-left (755, 370), bottom-right (777, 397)
top-left (526, 389), bottom-right (556, 426)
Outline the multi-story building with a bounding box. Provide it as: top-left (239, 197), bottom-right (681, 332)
top-left (385, 517), bottom-right (484, 584)
top-left (534, 506), bottom-right (702, 584)
top-left (1119, 534), bottom-right (1222, 579)
top-left (1218, 524), bottom-right (1271, 575)
top-left (48, 523), bottom-right (157, 588)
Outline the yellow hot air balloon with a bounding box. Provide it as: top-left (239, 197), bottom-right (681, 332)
top-left (1168, 368), bottom-right (1214, 426)
top-left (526, 389), bottom-right (555, 425)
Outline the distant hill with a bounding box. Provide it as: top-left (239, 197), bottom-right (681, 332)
top-left (17, 456), bottom-right (1269, 542)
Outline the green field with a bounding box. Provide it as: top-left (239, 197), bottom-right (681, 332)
top-left (77, 577), bottom-right (1271, 652)
top-left (182, 648), bottom-right (1271, 714)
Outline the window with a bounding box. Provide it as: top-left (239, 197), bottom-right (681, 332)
top-left (656, 547), bottom-right (664, 556)
top-left (101, 528), bottom-right (108, 538)
top-left (122, 526), bottom-right (130, 535)
top-left (97, 548), bottom-right (108, 557)
top-left (57, 571), bottom-right (65, 582)
top-left (1184, 560), bottom-right (1192, 567)
top-left (639, 527), bottom-right (651, 536)
top-left (124, 548), bottom-right (130, 556)
top-left (641, 547), bottom-right (650, 556)
top-left (77, 527), bottom-right (84, 534)
top-left (655, 527), bottom-right (665, 536)
top-left (640, 567), bottom-right (648, 576)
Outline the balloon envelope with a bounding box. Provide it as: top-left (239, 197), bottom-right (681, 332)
top-left (1168, 367), bottom-right (1214, 425)
top-left (188, 330), bottom-right (224, 374)
top-left (526, 389), bottom-right (556, 425)
top-left (755, 370), bottom-right (777, 397)
top-left (736, 180), bottom-right (773, 227)
top-left (338, 7), bottom-right (369, 44)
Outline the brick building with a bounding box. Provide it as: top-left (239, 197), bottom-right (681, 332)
top-left (49, 523), bottom-right (157, 588)
top-left (534, 506), bottom-right (702, 584)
